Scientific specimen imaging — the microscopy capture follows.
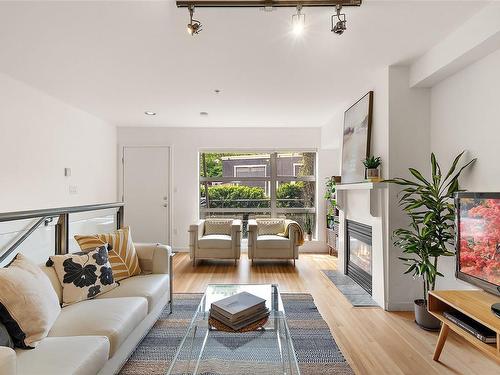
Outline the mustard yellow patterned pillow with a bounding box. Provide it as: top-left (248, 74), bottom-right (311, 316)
top-left (256, 219), bottom-right (285, 235)
top-left (74, 226), bottom-right (141, 281)
top-left (204, 219), bottom-right (233, 235)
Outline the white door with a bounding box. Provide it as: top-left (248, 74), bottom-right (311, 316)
top-left (123, 146), bottom-right (170, 244)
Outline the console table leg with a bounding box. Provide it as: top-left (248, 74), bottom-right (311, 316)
top-left (433, 323), bottom-right (449, 361)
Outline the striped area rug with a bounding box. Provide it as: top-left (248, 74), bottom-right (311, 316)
top-left (120, 293), bottom-right (353, 375)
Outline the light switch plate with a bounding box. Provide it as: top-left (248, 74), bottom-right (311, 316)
top-left (69, 185), bottom-right (78, 194)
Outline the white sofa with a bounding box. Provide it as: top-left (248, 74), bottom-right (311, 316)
top-left (189, 219), bottom-right (242, 265)
top-left (0, 243), bottom-right (173, 375)
top-left (247, 219), bottom-right (300, 265)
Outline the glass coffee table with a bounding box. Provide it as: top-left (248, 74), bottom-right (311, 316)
top-left (166, 284), bottom-right (300, 375)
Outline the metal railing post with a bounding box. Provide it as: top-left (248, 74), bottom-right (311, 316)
top-left (117, 205), bottom-right (124, 229)
top-left (55, 213), bottom-right (69, 255)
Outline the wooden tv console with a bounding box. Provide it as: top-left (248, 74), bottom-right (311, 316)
top-left (428, 290), bottom-right (500, 362)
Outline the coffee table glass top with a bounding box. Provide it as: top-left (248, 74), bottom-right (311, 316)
top-left (166, 284), bottom-right (300, 375)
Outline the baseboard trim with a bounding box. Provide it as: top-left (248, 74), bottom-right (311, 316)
top-left (386, 301), bottom-right (415, 312)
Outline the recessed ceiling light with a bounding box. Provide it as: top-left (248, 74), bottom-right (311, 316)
top-left (214, 89), bottom-right (221, 94)
top-left (144, 111), bottom-right (156, 116)
top-left (200, 111), bottom-right (208, 116)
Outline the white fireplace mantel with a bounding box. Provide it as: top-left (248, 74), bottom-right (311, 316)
top-left (336, 182), bottom-right (387, 218)
top-left (335, 182), bottom-right (388, 309)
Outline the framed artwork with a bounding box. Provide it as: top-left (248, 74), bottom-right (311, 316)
top-left (341, 91), bottom-right (373, 183)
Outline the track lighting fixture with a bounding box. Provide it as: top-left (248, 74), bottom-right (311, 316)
top-left (291, 5), bottom-right (305, 36)
top-left (187, 5), bottom-right (202, 36)
top-left (331, 4), bottom-right (347, 35)
top-left (177, 1), bottom-right (361, 36)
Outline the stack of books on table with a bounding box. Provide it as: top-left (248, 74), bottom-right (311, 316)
top-left (210, 291), bottom-right (270, 331)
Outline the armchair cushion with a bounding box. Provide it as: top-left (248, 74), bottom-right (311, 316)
top-left (198, 234), bottom-right (232, 249)
top-left (204, 219), bottom-right (233, 235)
top-left (256, 219), bottom-right (285, 235)
top-left (256, 235), bottom-right (290, 249)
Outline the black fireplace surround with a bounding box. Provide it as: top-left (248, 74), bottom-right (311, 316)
top-left (345, 220), bottom-right (373, 295)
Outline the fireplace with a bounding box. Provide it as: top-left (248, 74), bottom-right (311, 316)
top-left (345, 220), bottom-right (372, 294)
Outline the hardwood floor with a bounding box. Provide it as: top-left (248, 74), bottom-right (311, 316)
top-left (172, 253), bottom-right (499, 375)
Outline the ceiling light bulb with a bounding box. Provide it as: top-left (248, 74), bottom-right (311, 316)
top-left (291, 5), bottom-right (305, 36)
top-left (144, 111), bottom-right (156, 116)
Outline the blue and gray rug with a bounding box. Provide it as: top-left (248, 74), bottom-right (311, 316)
top-left (322, 270), bottom-right (378, 307)
top-left (120, 293), bottom-right (354, 375)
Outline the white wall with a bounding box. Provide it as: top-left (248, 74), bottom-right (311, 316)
top-left (322, 67), bottom-right (391, 308)
top-left (386, 66), bottom-right (431, 309)
top-left (0, 72), bottom-right (117, 211)
top-left (321, 66), bottom-right (435, 310)
top-left (430, 47), bottom-right (500, 290)
top-left (118, 127), bottom-right (337, 251)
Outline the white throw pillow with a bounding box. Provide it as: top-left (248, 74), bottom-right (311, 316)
top-left (0, 253), bottom-right (61, 348)
top-left (48, 245), bottom-right (118, 306)
top-left (204, 219), bottom-right (233, 236)
top-left (256, 219), bottom-right (285, 235)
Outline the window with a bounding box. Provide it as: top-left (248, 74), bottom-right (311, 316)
top-left (199, 152), bottom-right (316, 238)
top-left (234, 165), bottom-right (267, 178)
top-left (292, 163), bottom-right (303, 176)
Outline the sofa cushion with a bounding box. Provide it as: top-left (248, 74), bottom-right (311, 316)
top-left (48, 246), bottom-right (118, 306)
top-left (198, 234), bottom-right (232, 249)
top-left (257, 235), bottom-right (290, 249)
top-left (0, 254), bottom-right (61, 349)
top-left (48, 297), bottom-right (147, 357)
top-left (204, 219), bottom-right (233, 235)
top-left (16, 336), bottom-right (109, 375)
top-left (74, 226), bottom-right (141, 281)
top-left (96, 274), bottom-right (169, 313)
top-left (256, 219), bottom-right (285, 235)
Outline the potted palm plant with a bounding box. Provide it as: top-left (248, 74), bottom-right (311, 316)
top-left (385, 152), bottom-right (476, 330)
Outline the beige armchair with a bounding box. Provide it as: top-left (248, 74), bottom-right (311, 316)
top-left (189, 218), bottom-right (242, 266)
top-left (247, 219), bottom-right (301, 265)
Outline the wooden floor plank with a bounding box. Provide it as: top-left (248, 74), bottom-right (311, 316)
top-left (173, 253), bottom-right (499, 375)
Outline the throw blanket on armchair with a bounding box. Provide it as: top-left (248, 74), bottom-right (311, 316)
top-left (278, 221), bottom-right (305, 246)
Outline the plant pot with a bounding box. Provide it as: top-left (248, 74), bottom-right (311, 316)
top-left (414, 299), bottom-right (441, 331)
top-left (305, 233), bottom-right (312, 241)
top-left (366, 168), bottom-right (379, 179)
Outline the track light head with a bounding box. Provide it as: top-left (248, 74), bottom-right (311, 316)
top-left (291, 5), bottom-right (305, 36)
top-left (331, 4), bottom-right (347, 35)
top-left (187, 5), bottom-right (202, 35)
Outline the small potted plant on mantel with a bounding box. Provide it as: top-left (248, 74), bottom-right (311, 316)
top-left (363, 156), bottom-right (382, 181)
top-left (385, 152), bottom-right (476, 330)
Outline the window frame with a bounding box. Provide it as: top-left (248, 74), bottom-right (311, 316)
top-left (199, 151), bottom-right (317, 227)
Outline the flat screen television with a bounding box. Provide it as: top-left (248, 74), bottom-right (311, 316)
top-left (455, 192), bottom-right (500, 296)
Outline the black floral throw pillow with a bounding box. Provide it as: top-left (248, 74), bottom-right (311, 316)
top-left (48, 245), bottom-right (118, 306)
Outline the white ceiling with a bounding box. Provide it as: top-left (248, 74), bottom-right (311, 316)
top-left (0, 1), bottom-right (487, 128)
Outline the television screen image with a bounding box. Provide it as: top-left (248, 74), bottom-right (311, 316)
top-left (457, 194), bottom-right (500, 292)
